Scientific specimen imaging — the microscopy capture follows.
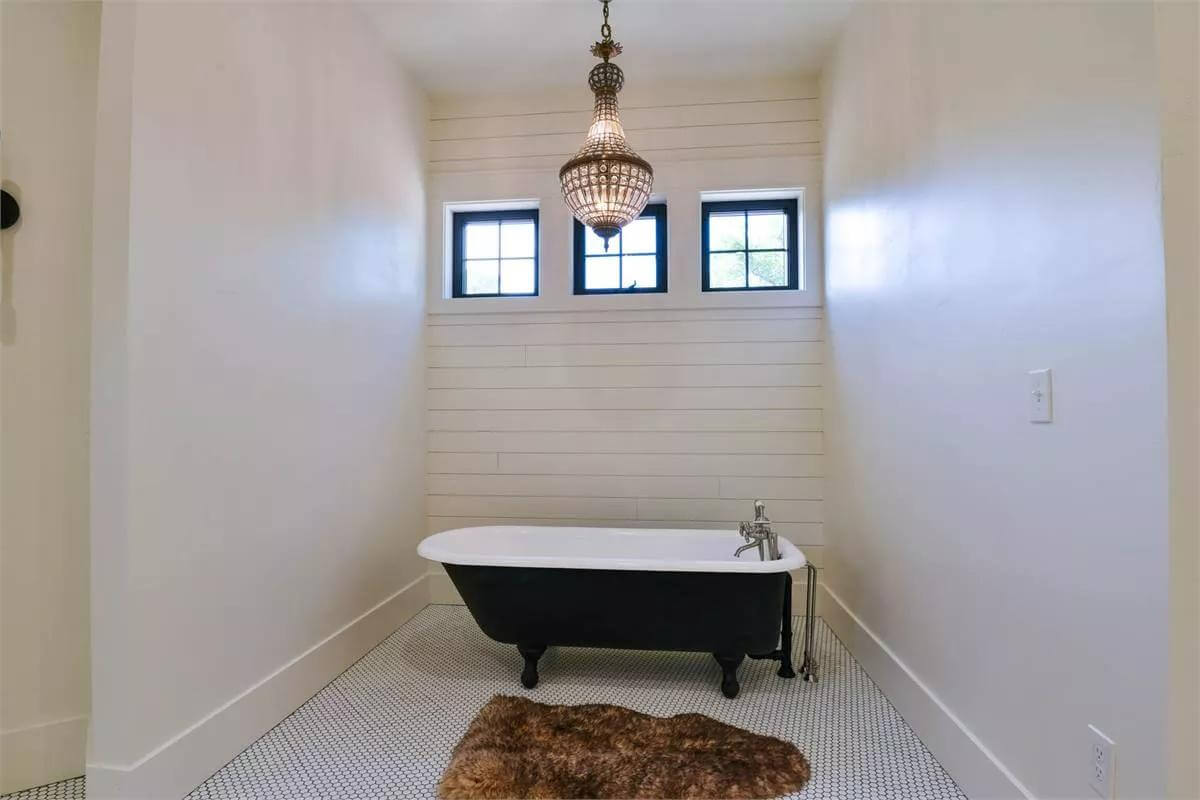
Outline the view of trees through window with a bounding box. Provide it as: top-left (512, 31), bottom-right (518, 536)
top-left (706, 209), bottom-right (790, 289)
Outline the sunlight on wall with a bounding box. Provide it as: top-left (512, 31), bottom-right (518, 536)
top-left (826, 202), bottom-right (890, 294)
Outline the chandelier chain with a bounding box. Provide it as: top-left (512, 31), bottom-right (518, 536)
top-left (600, 0), bottom-right (612, 42)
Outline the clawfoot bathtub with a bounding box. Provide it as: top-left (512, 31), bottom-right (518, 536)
top-left (418, 526), bottom-right (816, 698)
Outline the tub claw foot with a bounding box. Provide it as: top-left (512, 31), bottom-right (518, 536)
top-left (713, 653), bottom-right (744, 699)
top-left (518, 644), bottom-right (546, 689)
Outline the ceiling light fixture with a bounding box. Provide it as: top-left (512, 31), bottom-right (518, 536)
top-left (559, 0), bottom-right (653, 251)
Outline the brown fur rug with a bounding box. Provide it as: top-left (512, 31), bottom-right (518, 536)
top-left (438, 695), bottom-right (811, 799)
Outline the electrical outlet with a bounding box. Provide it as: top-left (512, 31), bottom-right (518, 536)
top-left (1088, 725), bottom-right (1115, 798)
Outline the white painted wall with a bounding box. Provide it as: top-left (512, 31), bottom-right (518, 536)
top-left (822, 3), bottom-right (1169, 798)
top-left (0, 2), bottom-right (99, 792)
top-left (86, 4), bottom-right (427, 797)
top-left (424, 79), bottom-right (825, 583)
top-left (1157, 3), bottom-right (1200, 797)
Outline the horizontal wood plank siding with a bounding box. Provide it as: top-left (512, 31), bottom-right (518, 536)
top-left (427, 364), bottom-right (823, 389)
top-left (428, 409), bottom-right (822, 432)
top-left (521, 341), bottom-right (825, 366)
top-left (428, 430), bottom-right (823, 455)
top-left (428, 387), bottom-right (822, 410)
top-left (427, 318), bottom-right (821, 347)
top-left (428, 78), bottom-right (821, 173)
top-left (426, 309), bottom-right (825, 560)
top-left (428, 99), bottom-right (820, 142)
top-left (425, 144), bottom-right (823, 174)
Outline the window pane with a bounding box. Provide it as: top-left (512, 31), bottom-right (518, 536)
top-left (585, 225), bottom-right (617, 255)
top-left (748, 211), bottom-right (786, 250)
top-left (464, 221), bottom-right (499, 259)
top-left (748, 251), bottom-right (787, 287)
top-left (708, 212), bottom-right (745, 251)
top-left (500, 220), bottom-right (535, 259)
top-left (464, 259), bottom-right (499, 294)
top-left (622, 217), bottom-right (656, 254)
top-left (585, 255), bottom-right (620, 289)
top-left (622, 255), bottom-right (657, 289)
top-left (499, 258), bottom-right (536, 294)
top-left (709, 252), bottom-right (746, 288)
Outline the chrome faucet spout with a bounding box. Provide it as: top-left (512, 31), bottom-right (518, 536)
top-left (734, 541), bottom-right (762, 559)
top-left (733, 500), bottom-right (780, 561)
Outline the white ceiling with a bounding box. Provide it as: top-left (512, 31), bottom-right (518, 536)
top-left (359, 0), bottom-right (854, 96)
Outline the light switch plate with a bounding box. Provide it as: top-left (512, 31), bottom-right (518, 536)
top-left (1029, 368), bottom-right (1052, 423)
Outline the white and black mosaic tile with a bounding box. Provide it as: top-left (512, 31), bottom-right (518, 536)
top-left (0, 777), bottom-right (85, 800)
top-left (184, 605), bottom-right (966, 800)
top-left (2, 606), bottom-right (967, 800)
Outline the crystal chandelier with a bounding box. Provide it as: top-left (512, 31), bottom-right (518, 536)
top-left (559, 0), bottom-right (653, 251)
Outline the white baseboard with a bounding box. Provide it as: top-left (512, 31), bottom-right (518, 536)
top-left (85, 573), bottom-right (430, 800)
top-left (0, 715), bottom-right (88, 795)
top-left (819, 582), bottom-right (1034, 800)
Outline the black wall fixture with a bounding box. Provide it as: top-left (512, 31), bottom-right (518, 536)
top-left (1, 129), bottom-right (18, 230)
top-left (1, 189), bottom-right (18, 230)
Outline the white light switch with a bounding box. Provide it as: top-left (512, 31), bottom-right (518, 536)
top-left (1029, 368), bottom-right (1052, 423)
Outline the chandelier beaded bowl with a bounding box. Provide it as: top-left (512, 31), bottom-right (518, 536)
top-left (559, 0), bottom-right (653, 251)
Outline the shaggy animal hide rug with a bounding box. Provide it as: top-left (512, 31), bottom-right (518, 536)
top-left (437, 695), bottom-right (811, 799)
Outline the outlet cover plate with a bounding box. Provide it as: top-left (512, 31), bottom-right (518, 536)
top-left (1088, 724), bottom-right (1115, 798)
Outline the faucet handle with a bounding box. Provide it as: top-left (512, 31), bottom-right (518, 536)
top-left (753, 500), bottom-right (768, 523)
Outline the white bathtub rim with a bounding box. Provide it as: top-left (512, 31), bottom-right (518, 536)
top-left (417, 525), bottom-right (807, 574)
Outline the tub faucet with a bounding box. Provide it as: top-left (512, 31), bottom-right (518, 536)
top-left (736, 500), bottom-right (780, 561)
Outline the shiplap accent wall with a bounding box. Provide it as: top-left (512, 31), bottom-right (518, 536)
top-left (425, 76), bottom-right (825, 572)
top-left (428, 77), bottom-right (820, 174)
top-left (426, 306), bottom-right (824, 564)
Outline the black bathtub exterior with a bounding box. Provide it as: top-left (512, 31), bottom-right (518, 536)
top-left (444, 563), bottom-right (794, 698)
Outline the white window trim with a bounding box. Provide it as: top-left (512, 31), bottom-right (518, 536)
top-left (700, 188), bottom-right (804, 204)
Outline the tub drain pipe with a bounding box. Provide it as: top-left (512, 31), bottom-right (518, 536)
top-left (749, 564), bottom-right (818, 682)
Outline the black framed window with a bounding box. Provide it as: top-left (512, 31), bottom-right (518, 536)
top-left (452, 209), bottom-right (539, 298)
top-left (701, 199), bottom-right (799, 291)
top-left (573, 204), bottom-right (667, 294)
